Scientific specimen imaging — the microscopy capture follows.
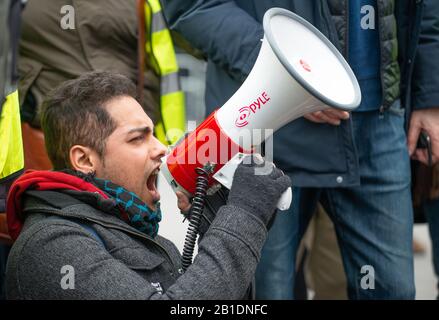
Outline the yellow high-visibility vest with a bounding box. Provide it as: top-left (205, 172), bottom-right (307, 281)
top-left (145, 0), bottom-right (186, 145)
top-left (0, 89), bottom-right (24, 181)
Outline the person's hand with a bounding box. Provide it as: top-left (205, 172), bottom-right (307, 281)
top-left (176, 191), bottom-right (191, 213)
top-left (227, 156), bottom-right (291, 227)
top-left (408, 108), bottom-right (439, 166)
top-left (176, 188), bottom-right (226, 237)
top-left (304, 108), bottom-right (350, 126)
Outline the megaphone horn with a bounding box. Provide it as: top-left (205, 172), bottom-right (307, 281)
top-left (161, 7), bottom-right (361, 201)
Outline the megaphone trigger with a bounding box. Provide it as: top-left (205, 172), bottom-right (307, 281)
top-left (277, 187), bottom-right (293, 211)
top-left (269, 162), bottom-right (292, 211)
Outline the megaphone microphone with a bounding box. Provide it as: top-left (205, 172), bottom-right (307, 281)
top-left (161, 8), bottom-right (361, 270)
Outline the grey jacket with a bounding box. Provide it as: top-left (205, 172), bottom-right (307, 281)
top-left (6, 190), bottom-right (266, 299)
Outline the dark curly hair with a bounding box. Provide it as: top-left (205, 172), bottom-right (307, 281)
top-left (40, 71), bottom-right (137, 170)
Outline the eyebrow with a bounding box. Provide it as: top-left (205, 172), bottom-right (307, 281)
top-left (127, 126), bottom-right (152, 135)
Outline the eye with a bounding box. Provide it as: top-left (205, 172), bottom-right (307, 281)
top-left (130, 135), bottom-right (144, 143)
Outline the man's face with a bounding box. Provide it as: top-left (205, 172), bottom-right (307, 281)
top-left (95, 96), bottom-right (167, 210)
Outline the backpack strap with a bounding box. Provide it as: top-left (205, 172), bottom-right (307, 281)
top-left (76, 222), bottom-right (106, 249)
top-left (48, 216), bottom-right (106, 250)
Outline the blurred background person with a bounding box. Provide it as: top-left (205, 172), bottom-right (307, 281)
top-left (412, 160), bottom-right (439, 299)
top-left (18, 0), bottom-right (186, 171)
top-left (0, 0), bottom-right (24, 300)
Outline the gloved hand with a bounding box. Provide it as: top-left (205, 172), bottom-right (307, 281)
top-left (227, 155), bottom-right (291, 226)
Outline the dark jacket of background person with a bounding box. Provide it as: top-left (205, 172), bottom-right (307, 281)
top-left (5, 188), bottom-right (266, 299)
top-left (19, 0), bottom-right (160, 127)
top-left (162, 0), bottom-right (439, 187)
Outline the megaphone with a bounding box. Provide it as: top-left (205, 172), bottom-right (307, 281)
top-left (161, 8), bottom-right (361, 210)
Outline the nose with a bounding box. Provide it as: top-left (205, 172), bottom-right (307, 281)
top-left (152, 136), bottom-right (168, 160)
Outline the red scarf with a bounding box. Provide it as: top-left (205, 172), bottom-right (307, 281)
top-left (7, 170), bottom-right (108, 241)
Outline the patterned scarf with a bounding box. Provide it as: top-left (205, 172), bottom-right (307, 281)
top-left (69, 171), bottom-right (162, 238)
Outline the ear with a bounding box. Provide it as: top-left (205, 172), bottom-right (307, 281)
top-left (69, 145), bottom-right (101, 174)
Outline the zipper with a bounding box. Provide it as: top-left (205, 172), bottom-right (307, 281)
top-left (24, 208), bottom-right (178, 271)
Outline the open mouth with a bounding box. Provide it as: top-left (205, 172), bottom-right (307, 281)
top-left (146, 167), bottom-right (161, 203)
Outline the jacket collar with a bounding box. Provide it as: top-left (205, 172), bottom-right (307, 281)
top-left (22, 189), bottom-right (156, 240)
top-left (6, 170), bottom-right (156, 241)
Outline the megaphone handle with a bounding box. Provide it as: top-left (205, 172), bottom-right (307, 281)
top-left (277, 187), bottom-right (292, 211)
top-left (212, 153), bottom-right (293, 211)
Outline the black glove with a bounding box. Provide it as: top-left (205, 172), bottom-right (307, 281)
top-left (227, 156), bottom-right (291, 226)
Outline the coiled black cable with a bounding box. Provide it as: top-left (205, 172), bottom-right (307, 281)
top-left (181, 165), bottom-right (213, 272)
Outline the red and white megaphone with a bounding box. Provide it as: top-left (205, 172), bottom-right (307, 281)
top-left (161, 8), bottom-right (361, 210)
